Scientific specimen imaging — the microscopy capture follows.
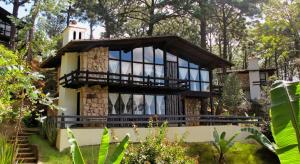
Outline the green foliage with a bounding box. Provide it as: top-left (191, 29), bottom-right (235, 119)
top-left (0, 135), bottom-right (14, 164)
top-left (124, 122), bottom-right (194, 164)
top-left (39, 117), bottom-right (57, 146)
top-left (270, 81), bottom-right (300, 163)
top-left (67, 127), bottom-right (129, 164)
top-left (221, 74), bottom-right (244, 114)
top-left (241, 127), bottom-right (276, 153)
top-left (212, 128), bottom-right (239, 164)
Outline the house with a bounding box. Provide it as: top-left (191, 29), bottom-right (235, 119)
top-left (0, 6), bottom-right (23, 47)
top-left (219, 58), bottom-right (275, 101)
top-left (41, 22), bottom-right (260, 151)
top-left (0, 7), bottom-right (13, 46)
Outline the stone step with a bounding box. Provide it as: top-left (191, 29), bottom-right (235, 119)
top-left (18, 132), bottom-right (34, 136)
top-left (22, 128), bottom-right (39, 132)
top-left (17, 147), bottom-right (32, 153)
top-left (17, 152), bottom-right (34, 158)
top-left (18, 143), bottom-right (31, 148)
top-left (16, 157), bottom-right (37, 163)
top-left (9, 139), bottom-right (29, 144)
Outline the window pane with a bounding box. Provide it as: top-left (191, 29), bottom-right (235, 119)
top-left (145, 95), bottom-right (155, 115)
top-left (155, 48), bottom-right (164, 64)
top-left (133, 95), bottom-right (144, 115)
top-left (120, 94), bottom-right (132, 114)
top-left (190, 82), bottom-right (200, 91)
top-left (190, 69), bottom-right (199, 81)
top-left (144, 64), bottom-right (154, 77)
top-left (133, 48), bottom-right (143, 62)
top-left (189, 62), bottom-right (199, 69)
top-left (109, 51), bottom-right (119, 59)
top-left (200, 70), bottom-right (209, 82)
top-left (179, 68), bottom-right (188, 80)
top-left (121, 61), bottom-right (131, 81)
top-left (166, 52), bottom-right (177, 62)
top-left (109, 93), bottom-right (119, 114)
top-left (144, 46), bottom-right (154, 63)
top-left (178, 58), bottom-right (188, 67)
top-left (109, 60), bottom-right (120, 73)
top-left (201, 83), bottom-right (210, 92)
top-left (156, 96), bottom-right (165, 115)
top-left (133, 63), bottom-right (143, 82)
top-left (155, 65), bottom-right (164, 85)
top-left (121, 50), bottom-right (132, 61)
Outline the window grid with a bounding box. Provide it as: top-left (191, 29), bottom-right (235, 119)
top-left (109, 48), bottom-right (210, 92)
top-left (108, 93), bottom-right (166, 115)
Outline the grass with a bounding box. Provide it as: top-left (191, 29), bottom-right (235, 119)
top-left (29, 134), bottom-right (279, 164)
top-left (186, 142), bottom-right (280, 164)
top-left (28, 134), bottom-right (117, 164)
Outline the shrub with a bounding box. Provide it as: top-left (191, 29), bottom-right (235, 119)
top-left (39, 117), bottom-right (57, 146)
top-left (0, 135), bottom-right (14, 164)
top-left (123, 122), bottom-right (195, 164)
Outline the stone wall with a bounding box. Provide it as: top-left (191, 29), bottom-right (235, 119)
top-left (80, 86), bottom-right (108, 116)
top-left (80, 47), bottom-right (108, 72)
top-left (184, 98), bottom-right (201, 126)
top-left (79, 47), bottom-right (109, 126)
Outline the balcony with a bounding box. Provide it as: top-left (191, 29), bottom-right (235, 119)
top-left (59, 70), bottom-right (189, 93)
top-left (49, 114), bottom-right (262, 128)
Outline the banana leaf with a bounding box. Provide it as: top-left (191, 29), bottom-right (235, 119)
top-left (67, 128), bottom-right (86, 164)
top-left (270, 81), bottom-right (300, 163)
top-left (98, 128), bottom-right (109, 164)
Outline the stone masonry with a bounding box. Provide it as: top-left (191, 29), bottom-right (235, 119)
top-left (184, 98), bottom-right (201, 126)
top-left (79, 47), bottom-right (109, 121)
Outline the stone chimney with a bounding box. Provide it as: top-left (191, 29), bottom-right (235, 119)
top-left (62, 20), bottom-right (87, 46)
top-left (247, 57), bottom-right (261, 100)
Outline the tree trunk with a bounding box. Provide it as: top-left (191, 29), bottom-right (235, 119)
top-left (89, 21), bottom-right (94, 39)
top-left (26, 0), bottom-right (40, 64)
top-left (10, 0), bottom-right (20, 50)
top-left (221, 2), bottom-right (228, 60)
top-left (66, 5), bottom-right (71, 26)
top-left (199, 0), bottom-right (207, 49)
top-left (147, 0), bottom-right (155, 36)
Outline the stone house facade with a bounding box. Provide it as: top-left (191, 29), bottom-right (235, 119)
top-left (41, 22), bottom-right (232, 127)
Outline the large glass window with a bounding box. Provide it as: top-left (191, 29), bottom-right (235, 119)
top-left (179, 68), bottom-right (188, 80)
top-left (155, 48), bottom-right (164, 64)
top-left (178, 58), bottom-right (188, 67)
top-left (144, 46), bottom-right (154, 63)
top-left (156, 95), bottom-right (165, 115)
top-left (166, 52), bottom-right (177, 62)
top-left (109, 93), bottom-right (119, 115)
top-left (145, 95), bottom-right (155, 114)
top-left (121, 50), bottom-right (132, 61)
top-left (120, 94), bottom-right (132, 114)
top-left (109, 51), bottom-right (120, 59)
top-left (133, 94), bottom-right (144, 115)
top-left (133, 63), bottom-right (143, 82)
top-left (109, 47), bottom-right (165, 85)
top-left (109, 93), bottom-right (166, 115)
top-left (121, 61), bottom-right (131, 81)
top-left (133, 48), bottom-right (143, 62)
top-left (200, 70), bottom-right (210, 92)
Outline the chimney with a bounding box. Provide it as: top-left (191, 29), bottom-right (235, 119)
top-left (62, 20), bottom-right (87, 46)
top-left (247, 57), bottom-right (261, 100)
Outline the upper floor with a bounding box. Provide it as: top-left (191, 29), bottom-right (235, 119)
top-left (41, 24), bottom-right (232, 97)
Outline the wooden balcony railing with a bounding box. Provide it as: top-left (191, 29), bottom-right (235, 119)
top-left (59, 70), bottom-right (189, 91)
top-left (48, 114), bottom-right (262, 129)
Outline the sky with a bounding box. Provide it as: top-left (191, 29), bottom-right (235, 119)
top-left (0, 1), bottom-right (105, 39)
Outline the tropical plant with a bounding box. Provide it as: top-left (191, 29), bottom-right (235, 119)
top-left (269, 81), bottom-right (300, 163)
top-left (124, 122), bottom-right (194, 164)
top-left (212, 128), bottom-right (239, 164)
top-left (241, 127), bottom-right (276, 153)
top-left (0, 135), bottom-right (14, 164)
top-left (67, 127), bottom-right (129, 164)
